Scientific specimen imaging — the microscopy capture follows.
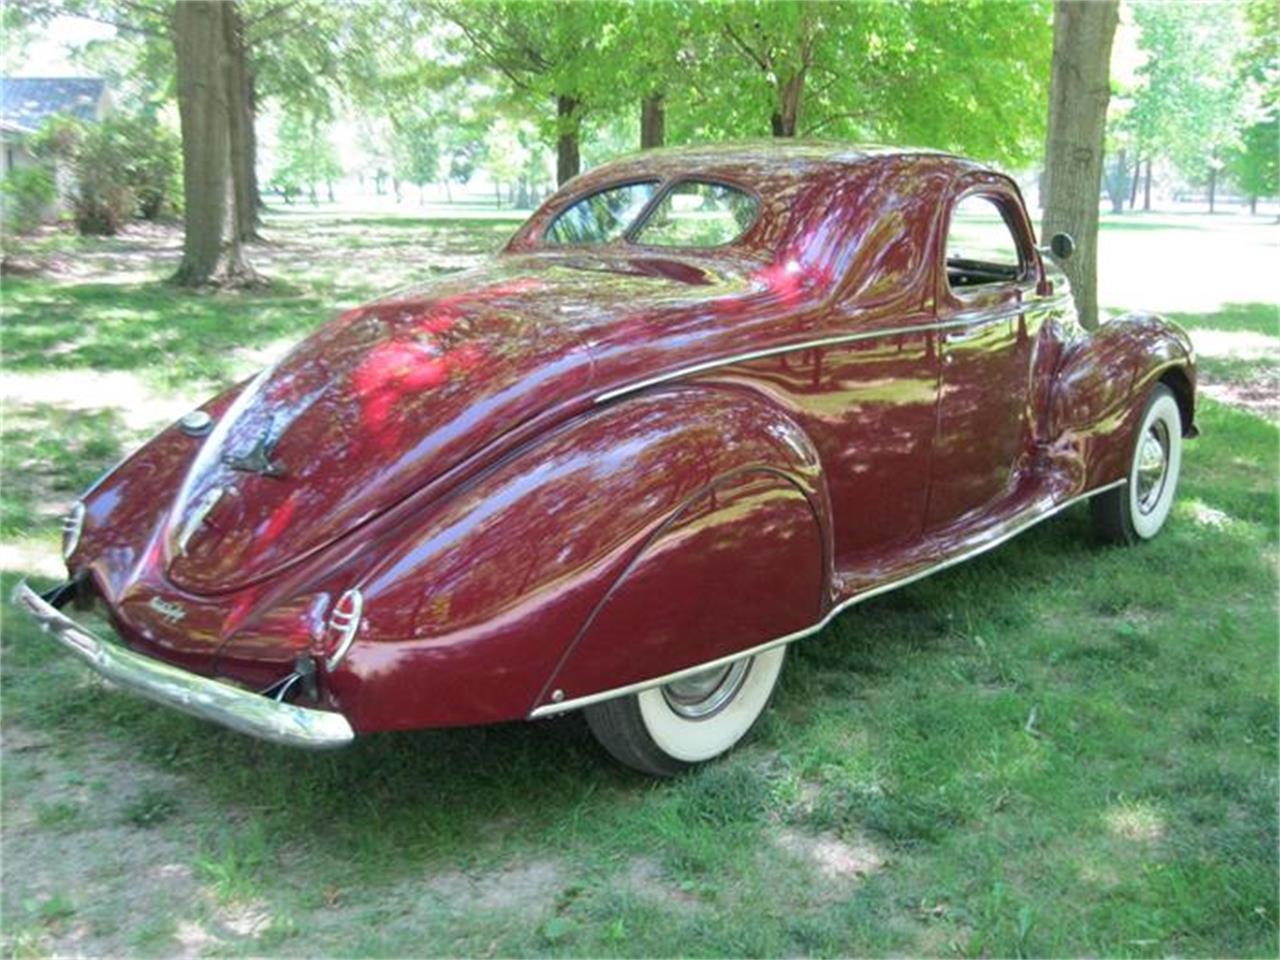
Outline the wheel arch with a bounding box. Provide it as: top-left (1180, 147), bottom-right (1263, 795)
top-left (530, 459), bottom-right (828, 716)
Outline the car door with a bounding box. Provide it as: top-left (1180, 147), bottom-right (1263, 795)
top-left (925, 184), bottom-right (1040, 530)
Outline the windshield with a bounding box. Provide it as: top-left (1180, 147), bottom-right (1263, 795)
top-left (541, 179), bottom-right (759, 249)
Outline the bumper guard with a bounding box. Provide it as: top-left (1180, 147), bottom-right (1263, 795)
top-left (11, 581), bottom-right (354, 749)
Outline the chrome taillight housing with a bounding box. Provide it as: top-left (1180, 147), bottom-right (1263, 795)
top-left (324, 588), bottom-right (363, 670)
top-left (61, 501), bottom-right (85, 561)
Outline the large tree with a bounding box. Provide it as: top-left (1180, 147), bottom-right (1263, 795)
top-left (170, 0), bottom-right (232, 285)
top-left (1041, 0), bottom-right (1119, 330)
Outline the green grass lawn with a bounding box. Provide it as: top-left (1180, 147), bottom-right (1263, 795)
top-left (1, 205), bottom-right (1276, 957)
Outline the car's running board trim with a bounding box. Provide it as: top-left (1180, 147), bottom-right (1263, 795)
top-left (528, 477), bottom-right (1125, 719)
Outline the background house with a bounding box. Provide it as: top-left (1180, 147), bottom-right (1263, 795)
top-left (1, 76), bottom-right (113, 219)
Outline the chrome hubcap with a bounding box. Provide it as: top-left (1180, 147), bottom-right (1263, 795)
top-left (662, 658), bottom-right (753, 720)
top-left (1135, 421), bottom-right (1170, 514)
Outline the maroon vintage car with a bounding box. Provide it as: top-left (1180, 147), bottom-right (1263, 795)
top-left (15, 142), bottom-right (1195, 775)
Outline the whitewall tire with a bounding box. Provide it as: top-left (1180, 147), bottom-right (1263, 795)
top-left (1091, 384), bottom-right (1183, 544)
top-left (584, 647), bottom-right (786, 777)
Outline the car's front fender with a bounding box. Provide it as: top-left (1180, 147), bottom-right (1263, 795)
top-left (326, 387), bottom-right (831, 733)
top-left (1049, 312), bottom-right (1196, 490)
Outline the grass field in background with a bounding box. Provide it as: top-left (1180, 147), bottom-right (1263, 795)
top-left (1, 205), bottom-right (1276, 957)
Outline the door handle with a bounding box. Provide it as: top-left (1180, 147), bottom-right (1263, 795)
top-left (942, 326), bottom-right (987, 344)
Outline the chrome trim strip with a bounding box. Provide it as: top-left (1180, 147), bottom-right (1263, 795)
top-left (528, 477), bottom-right (1124, 719)
top-left (11, 582), bottom-right (355, 749)
top-left (593, 295), bottom-right (1069, 404)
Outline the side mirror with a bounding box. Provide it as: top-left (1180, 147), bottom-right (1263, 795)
top-left (1049, 232), bottom-right (1075, 260)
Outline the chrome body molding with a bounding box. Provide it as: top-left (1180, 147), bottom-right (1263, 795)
top-left (593, 296), bottom-right (1069, 405)
top-left (529, 476), bottom-right (1123, 720)
top-left (11, 582), bottom-right (355, 749)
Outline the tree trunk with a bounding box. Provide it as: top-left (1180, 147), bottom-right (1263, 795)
top-left (247, 72), bottom-right (262, 213)
top-left (1143, 159), bottom-right (1152, 210)
top-left (1250, 194), bottom-right (1258, 215)
top-left (640, 93), bottom-right (665, 149)
top-left (770, 72), bottom-right (805, 137)
top-left (1128, 155), bottom-right (1140, 208)
top-left (1041, 0), bottom-right (1119, 330)
top-left (171, 0), bottom-right (230, 286)
top-left (223, 1), bottom-right (260, 261)
top-left (1208, 165), bottom-right (1217, 213)
top-left (556, 95), bottom-right (580, 186)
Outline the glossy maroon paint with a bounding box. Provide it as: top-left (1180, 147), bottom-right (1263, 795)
top-left (65, 142), bottom-right (1196, 735)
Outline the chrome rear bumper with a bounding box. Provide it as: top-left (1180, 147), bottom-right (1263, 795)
top-left (10, 581), bottom-right (354, 749)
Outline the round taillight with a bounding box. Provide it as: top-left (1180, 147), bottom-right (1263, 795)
top-left (324, 588), bottom-right (363, 671)
top-left (62, 501), bottom-right (85, 561)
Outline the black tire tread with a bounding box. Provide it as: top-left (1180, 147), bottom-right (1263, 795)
top-left (584, 696), bottom-right (691, 778)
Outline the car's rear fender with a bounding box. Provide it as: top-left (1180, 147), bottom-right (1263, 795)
top-left (326, 387), bottom-right (831, 733)
top-left (1048, 312), bottom-right (1196, 490)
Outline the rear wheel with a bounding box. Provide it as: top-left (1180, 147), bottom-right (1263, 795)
top-left (584, 647), bottom-right (786, 777)
top-left (1091, 383), bottom-right (1183, 544)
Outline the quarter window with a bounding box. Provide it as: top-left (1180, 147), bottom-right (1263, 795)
top-left (545, 181), bottom-right (658, 246)
top-left (634, 181), bottom-right (758, 248)
top-left (945, 195), bottom-right (1024, 289)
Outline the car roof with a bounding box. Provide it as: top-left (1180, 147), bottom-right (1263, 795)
top-left (577, 140), bottom-right (991, 188)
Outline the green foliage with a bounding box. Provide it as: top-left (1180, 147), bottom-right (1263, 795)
top-left (0, 165), bottom-right (56, 234)
top-left (390, 110), bottom-right (440, 190)
top-left (67, 115), bottom-right (181, 233)
top-left (271, 109), bottom-right (341, 203)
top-left (1129, 1), bottom-right (1248, 182)
top-left (114, 115), bottom-right (182, 218)
top-left (671, 0), bottom-right (1051, 164)
top-left (1230, 117), bottom-right (1279, 204)
top-left (69, 123), bottom-right (136, 235)
top-left (25, 113), bottom-right (180, 233)
top-left (1228, 0), bottom-right (1280, 204)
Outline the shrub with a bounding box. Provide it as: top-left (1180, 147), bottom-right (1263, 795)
top-left (71, 122), bottom-right (137, 235)
top-left (0, 165), bottom-right (57, 234)
top-left (112, 116), bottom-right (181, 220)
top-left (27, 114), bottom-right (183, 235)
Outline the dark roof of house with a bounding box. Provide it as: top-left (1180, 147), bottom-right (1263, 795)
top-left (0, 77), bottom-right (107, 132)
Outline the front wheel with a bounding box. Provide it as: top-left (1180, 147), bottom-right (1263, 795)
top-left (1091, 383), bottom-right (1183, 544)
top-left (584, 647), bottom-right (786, 777)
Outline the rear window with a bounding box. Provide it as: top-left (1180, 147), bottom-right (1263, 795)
top-left (545, 181), bottom-right (658, 245)
top-left (633, 181), bottom-right (758, 248)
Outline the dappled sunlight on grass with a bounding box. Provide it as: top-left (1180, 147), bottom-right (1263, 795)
top-left (1105, 798), bottom-right (1167, 843)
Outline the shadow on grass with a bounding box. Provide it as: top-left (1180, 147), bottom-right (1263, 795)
top-left (2, 279), bottom-right (330, 385)
top-left (1, 405), bottom-right (132, 538)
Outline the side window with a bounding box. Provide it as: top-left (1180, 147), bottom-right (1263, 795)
top-left (633, 181), bottom-right (758, 248)
top-left (945, 195), bottom-right (1024, 290)
top-left (545, 181), bottom-right (658, 246)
